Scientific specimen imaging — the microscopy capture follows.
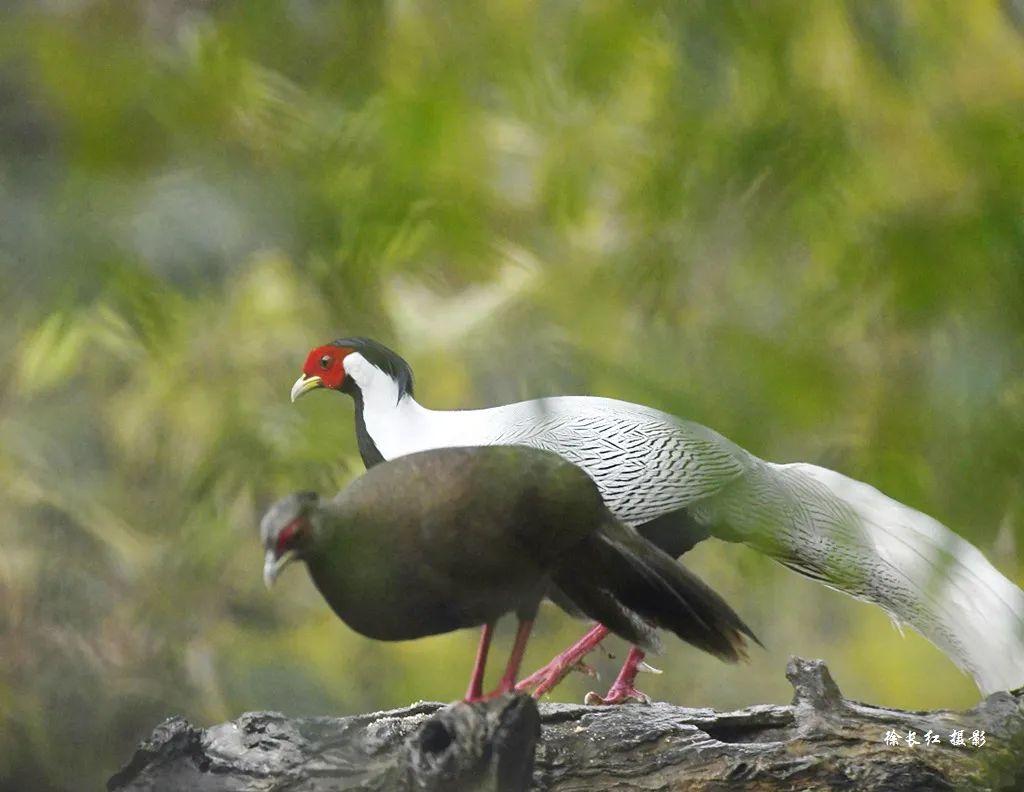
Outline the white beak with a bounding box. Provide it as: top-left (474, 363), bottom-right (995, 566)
top-left (263, 549), bottom-right (298, 588)
top-left (290, 374), bottom-right (324, 403)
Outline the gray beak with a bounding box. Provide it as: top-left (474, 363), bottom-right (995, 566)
top-left (290, 374), bottom-right (324, 403)
top-left (263, 549), bottom-right (298, 588)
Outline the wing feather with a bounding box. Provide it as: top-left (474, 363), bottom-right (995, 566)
top-left (481, 396), bottom-right (1024, 694)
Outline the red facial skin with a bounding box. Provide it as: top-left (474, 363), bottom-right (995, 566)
top-left (302, 345), bottom-right (353, 390)
top-left (275, 515), bottom-right (308, 557)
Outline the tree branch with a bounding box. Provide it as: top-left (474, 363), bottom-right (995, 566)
top-left (108, 657), bottom-right (1024, 791)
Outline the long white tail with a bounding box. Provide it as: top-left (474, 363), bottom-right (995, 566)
top-left (701, 458), bottom-right (1024, 695)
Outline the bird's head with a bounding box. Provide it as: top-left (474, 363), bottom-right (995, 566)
top-left (290, 343), bottom-right (350, 401)
top-left (261, 491), bottom-right (322, 588)
top-left (290, 337), bottom-right (415, 404)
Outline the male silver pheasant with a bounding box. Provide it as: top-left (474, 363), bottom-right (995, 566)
top-left (290, 336), bottom-right (1024, 702)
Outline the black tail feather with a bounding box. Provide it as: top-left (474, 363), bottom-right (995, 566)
top-left (552, 576), bottom-right (663, 653)
top-left (553, 515), bottom-right (758, 662)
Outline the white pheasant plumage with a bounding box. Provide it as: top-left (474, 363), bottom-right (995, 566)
top-left (293, 337), bottom-right (1024, 696)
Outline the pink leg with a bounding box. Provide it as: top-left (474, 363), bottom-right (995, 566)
top-left (492, 619), bottom-right (534, 695)
top-left (515, 623), bottom-right (609, 697)
top-left (584, 646), bottom-right (651, 705)
top-left (465, 623), bottom-right (495, 701)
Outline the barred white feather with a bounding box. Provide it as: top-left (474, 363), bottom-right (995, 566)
top-left (343, 350), bottom-right (1024, 694)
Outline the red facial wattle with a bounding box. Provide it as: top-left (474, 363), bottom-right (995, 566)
top-left (275, 516), bottom-right (307, 557)
top-left (302, 345), bottom-right (352, 391)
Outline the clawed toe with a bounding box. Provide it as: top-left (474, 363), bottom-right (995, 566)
top-left (517, 658), bottom-right (601, 698)
top-left (584, 684), bottom-right (651, 705)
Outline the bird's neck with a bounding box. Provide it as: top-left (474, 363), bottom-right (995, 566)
top-left (303, 511), bottom-right (356, 617)
top-left (348, 371), bottom-right (502, 465)
top-left (346, 371), bottom-right (432, 467)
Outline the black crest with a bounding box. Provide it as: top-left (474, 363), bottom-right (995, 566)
top-left (331, 337), bottom-right (415, 400)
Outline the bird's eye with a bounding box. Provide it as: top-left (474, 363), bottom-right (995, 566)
top-left (319, 354), bottom-right (331, 369)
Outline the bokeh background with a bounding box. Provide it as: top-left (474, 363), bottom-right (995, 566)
top-left (2, 1), bottom-right (1024, 788)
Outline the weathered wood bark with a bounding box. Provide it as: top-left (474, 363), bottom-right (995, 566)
top-left (109, 657), bottom-right (1024, 791)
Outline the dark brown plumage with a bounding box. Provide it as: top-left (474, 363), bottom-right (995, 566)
top-left (261, 445), bottom-right (756, 700)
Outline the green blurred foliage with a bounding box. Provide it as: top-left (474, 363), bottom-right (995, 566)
top-left (1, 1), bottom-right (1023, 788)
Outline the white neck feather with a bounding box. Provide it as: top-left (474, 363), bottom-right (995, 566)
top-left (343, 353), bottom-right (495, 459)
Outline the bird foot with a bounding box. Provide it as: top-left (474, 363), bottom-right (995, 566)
top-left (584, 682), bottom-right (651, 705)
top-left (516, 658), bottom-right (598, 698)
top-left (515, 624), bottom-right (609, 698)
